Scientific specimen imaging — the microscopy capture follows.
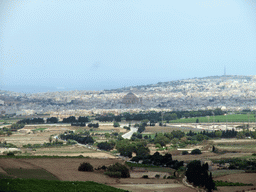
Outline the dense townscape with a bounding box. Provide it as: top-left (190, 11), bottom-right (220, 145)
top-left (1, 75), bottom-right (256, 118)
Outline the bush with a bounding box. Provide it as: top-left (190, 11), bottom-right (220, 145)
top-left (107, 163), bottom-right (130, 178)
top-left (113, 122), bottom-right (120, 127)
top-left (182, 151), bottom-right (189, 155)
top-left (167, 175), bottom-right (176, 179)
top-left (191, 149), bottom-right (202, 155)
top-left (155, 174), bottom-right (160, 179)
top-left (142, 175), bottom-right (149, 179)
top-left (155, 143), bottom-right (161, 148)
top-left (78, 162), bottom-right (94, 172)
top-left (6, 152), bottom-right (15, 156)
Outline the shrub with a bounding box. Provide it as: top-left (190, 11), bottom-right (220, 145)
top-left (191, 149), bottom-right (202, 155)
top-left (155, 174), bottom-right (160, 179)
top-left (78, 162), bottom-right (94, 172)
top-left (6, 152), bottom-right (15, 156)
top-left (167, 176), bottom-right (175, 179)
top-left (163, 175), bottom-right (166, 179)
top-left (155, 143), bottom-right (161, 148)
top-left (182, 151), bottom-right (189, 155)
top-left (107, 163), bottom-right (130, 178)
top-left (113, 122), bottom-right (120, 127)
top-left (142, 175), bottom-right (149, 179)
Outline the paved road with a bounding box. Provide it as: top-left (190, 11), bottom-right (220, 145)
top-left (122, 127), bottom-right (138, 139)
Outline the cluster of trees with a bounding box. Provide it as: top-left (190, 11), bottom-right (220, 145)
top-left (78, 162), bottom-right (130, 178)
top-left (236, 129), bottom-right (256, 139)
top-left (46, 117), bottom-right (58, 123)
top-left (97, 141), bottom-right (115, 151)
top-left (187, 129), bottom-right (256, 139)
top-left (186, 160), bottom-right (215, 191)
top-left (17, 118), bottom-right (44, 124)
top-left (10, 123), bottom-right (25, 131)
top-left (71, 122), bottom-right (86, 127)
top-left (105, 162), bottom-right (130, 178)
top-left (62, 116), bottom-right (90, 123)
top-left (87, 123), bottom-right (99, 128)
top-left (131, 152), bottom-right (184, 169)
top-left (187, 129), bottom-right (238, 138)
top-left (96, 114), bottom-right (122, 122)
top-left (116, 140), bottom-right (150, 158)
top-left (59, 133), bottom-right (94, 144)
top-left (0, 127), bottom-right (12, 136)
top-left (122, 109), bottom-right (225, 122)
top-left (22, 140), bottom-right (65, 148)
top-left (214, 158), bottom-right (256, 170)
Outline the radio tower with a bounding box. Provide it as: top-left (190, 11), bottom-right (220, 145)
top-left (224, 66), bottom-right (226, 76)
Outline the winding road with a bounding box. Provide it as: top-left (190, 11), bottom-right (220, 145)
top-left (121, 127), bottom-right (138, 139)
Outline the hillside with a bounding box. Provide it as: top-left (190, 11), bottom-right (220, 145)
top-left (1, 75), bottom-right (256, 115)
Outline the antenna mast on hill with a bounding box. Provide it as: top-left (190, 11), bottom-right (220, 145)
top-left (224, 66), bottom-right (226, 76)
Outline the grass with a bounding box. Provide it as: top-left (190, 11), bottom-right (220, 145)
top-left (141, 133), bottom-right (155, 139)
top-left (0, 179), bottom-right (128, 192)
top-left (36, 150), bottom-right (98, 154)
top-left (32, 128), bottom-right (47, 132)
top-left (146, 167), bottom-right (174, 173)
top-left (0, 155), bottom-right (90, 159)
top-left (3, 168), bottom-right (58, 180)
top-left (170, 114), bottom-right (256, 123)
top-left (216, 143), bottom-right (256, 149)
top-left (214, 180), bottom-right (253, 186)
top-left (211, 170), bottom-right (245, 177)
top-left (0, 173), bottom-right (14, 179)
top-left (126, 162), bottom-right (160, 168)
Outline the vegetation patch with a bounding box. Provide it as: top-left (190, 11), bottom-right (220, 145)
top-left (0, 179), bottom-right (127, 192)
top-left (0, 155), bottom-right (89, 159)
top-left (214, 180), bottom-right (253, 186)
top-left (3, 168), bottom-right (58, 180)
top-left (78, 162), bottom-right (94, 172)
top-left (106, 163), bottom-right (130, 178)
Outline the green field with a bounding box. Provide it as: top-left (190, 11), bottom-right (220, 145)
top-left (32, 128), bottom-right (48, 132)
top-left (3, 168), bottom-right (58, 180)
top-left (170, 114), bottom-right (256, 123)
top-left (0, 179), bottom-right (127, 192)
top-left (0, 155), bottom-right (90, 159)
top-left (211, 170), bottom-right (245, 177)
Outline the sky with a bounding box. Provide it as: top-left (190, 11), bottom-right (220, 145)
top-left (0, 0), bottom-right (256, 93)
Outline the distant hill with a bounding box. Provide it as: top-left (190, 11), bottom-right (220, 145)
top-left (1, 75), bottom-right (256, 114)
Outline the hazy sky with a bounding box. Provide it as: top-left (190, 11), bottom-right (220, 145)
top-left (1, 0), bottom-right (256, 93)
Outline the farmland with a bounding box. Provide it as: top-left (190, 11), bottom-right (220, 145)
top-left (1, 118), bottom-right (256, 192)
top-left (170, 114), bottom-right (256, 123)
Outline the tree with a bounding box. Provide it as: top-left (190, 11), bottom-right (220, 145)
top-left (212, 145), bottom-right (215, 152)
top-left (78, 162), bottom-right (94, 172)
top-left (113, 122), bottom-right (120, 127)
top-left (196, 134), bottom-right (205, 141)
top-left (191, 149), bottom-right (202, 155)
top-left (7, 131), bottom-right (12, 136)
top-left (154, 134), bottom-right (170, 146)
top-left (196, 118), bottom-right (199, 123)
top-left (49, 136), bottom-right (53, 143)
top-left (107, 163), bottom-right (130, 178)
top-left (97, 141), bottom-right (115, 151)
top-left (236, 131), bottom-right (245, 139)
top-left (215, 131), bottom-right (222, 138)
